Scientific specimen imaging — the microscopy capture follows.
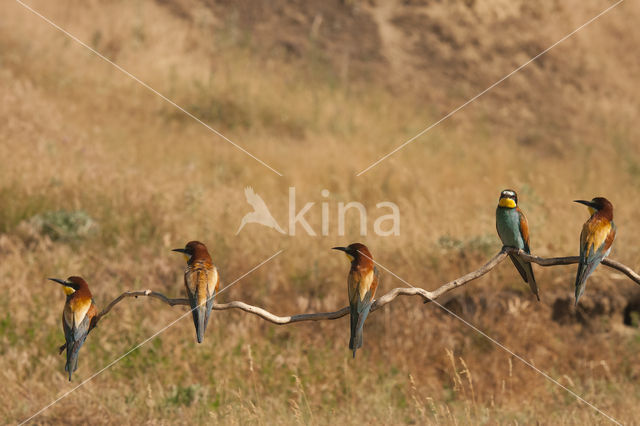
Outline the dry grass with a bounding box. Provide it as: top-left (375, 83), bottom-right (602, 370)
top-left (2, 0), bottom-right (640, 424)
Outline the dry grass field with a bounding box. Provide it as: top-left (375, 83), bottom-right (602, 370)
top-left (2, 0), bottom-right (640, 424)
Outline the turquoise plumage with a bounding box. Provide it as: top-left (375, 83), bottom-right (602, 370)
top-left (496, 189), bottom-right (539, 300)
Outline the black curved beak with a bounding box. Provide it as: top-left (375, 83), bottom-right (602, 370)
top-left (172, 248), bottom-right (187, 254)
top-left (332, 247), bottom-right (347, 252)
top-left (48, 278), bottom-right (76, 289)
top-left (573, 200), bottom-right (596, 208)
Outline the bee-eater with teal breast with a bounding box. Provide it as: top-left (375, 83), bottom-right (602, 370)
top-left (173, 241), bottom-right (220, 343)
top-left (496, 189), bottom-right (540, 301)
top-left (332, 243), bottom-right (379, 358)
top-left (49, 276), bottom-right (98, 381)
top-left (573, 197), bottom-right (616, 306)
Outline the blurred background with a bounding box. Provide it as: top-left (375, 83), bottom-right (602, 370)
top-left (2, 0), bottom-right (640, 423)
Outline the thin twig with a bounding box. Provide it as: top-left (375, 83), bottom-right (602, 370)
top-left (57, 248), bottom-right (640, 351)
top-left (96, 290), bottom-right (187, 321)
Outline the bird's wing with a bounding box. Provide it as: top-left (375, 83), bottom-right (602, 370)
top-left (66, 313), bottom-right (91, 377)
top-left (73, 312), bottom-right (91, 343)
top-left (517, 207), bottom-right (531, 253)
top-left (62, 313), bottom-right (74, 346)
top-left (71, 299), bottom-right (92, 341)
top-left (589, 221), bottom-right (616, 269)
top-left (244, 186), bottom-right (271, 212)
top-left (356, 269), bottom-right (375, 307)
top-left (348, 269), bottom-right (373, 308)
top-left (347, 271), bottom-right (358, 305)
top-left (579, 221), bottom-right (589, 262)
top-left (575, 222), bottom-right (591, 287)
top-left (582, 217), bottom-right (614, 264)
top-left (354, 293), bottom-right (373, 327)
top-left (606, 221), bottom-right (617, 253)
top-left (205, 267), bottom-right (219, 324)
top-left (87, 302), bottom-right (99, 333)
top-left (184, 268), bottom-right (199, 327)
top-left (184, 268), bottom-right (196, 301)
top-left (207, 266), bottom-right (220, 299)
top-left (371, 267), bottom-right (380, 299)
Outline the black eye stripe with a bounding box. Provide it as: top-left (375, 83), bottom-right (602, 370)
top-left (499, 191), bottom-right (518, 205)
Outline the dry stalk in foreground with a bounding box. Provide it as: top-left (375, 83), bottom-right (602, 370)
top-left (57, 247), bottom-right (640, 352)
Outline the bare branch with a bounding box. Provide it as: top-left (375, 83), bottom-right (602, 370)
top-left (213, 301), bottom-right (350, 324)
top-left (95, 290), bottom-right (188, 322)
top-left (601, 258), bottom-right (640, 284)
top-left (513, 249), bottom-right (640, 285)
top-left (426, 250), bottom-right (509, 301)
top-left (58, 248), bottom-right (639, 349)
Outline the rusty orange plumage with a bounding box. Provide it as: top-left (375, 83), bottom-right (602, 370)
top-left (573, 197), bottom-right (616, 305)
top-left (333, 243), bottom-right (379, 358)
top-left (173, 241), bottom-right (220, 343)
top-left (49, 276), bottom-right (98, 381)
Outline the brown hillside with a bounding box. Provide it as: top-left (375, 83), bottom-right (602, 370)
top-left (2, 0), bottom-right (640, 424)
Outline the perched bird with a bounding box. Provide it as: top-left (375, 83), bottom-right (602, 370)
top-left (495, 189), bottom-right (540, 301)
top-left (236, 187), bottom-right (285, 234)
top-left (49, 276), bottom-right (98, 381)
top-left (573, 197), bottom-right (616, 306)
top-left (172, 241), bottom-right (220, 343)
top-left (332, 243), bottom-right (379, 358)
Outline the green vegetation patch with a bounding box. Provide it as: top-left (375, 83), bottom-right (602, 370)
top-left (28, 209), bottom-right (97, 241)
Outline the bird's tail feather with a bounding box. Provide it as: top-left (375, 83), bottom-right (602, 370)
top-left (204, 293), bottom-right (214, 335)
top-left (349, 303), bottom-right (371, 358)
top-left (524, 262), bottom-right (540, 301)
top-left (349, 306), bottom-right (362, 358)
top-left (508, 254), bottom-right (540, 301)
top-left (574, 262), bottom-right (590, 306)
top-left (196, 304), bottom-right (206, 343)
top-left (574, 257), bottom-right (603, 306)
top-left (349, 308), bottom-right (358, 351)
top-left (351, 329), bottom-right (363, 359)
top-left (65, 342), bottom-right (80, 381)
top-left (507, 253), bottom-right (529, 283)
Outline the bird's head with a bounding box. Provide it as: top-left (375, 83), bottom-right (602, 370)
top-left (48, 276), bottom-right (87, 296)
top-left (574, 197), bottom-right (613, 218)
top-left (498, 189), bottom-right (518, 209)
top-left (172, 241), bottom-right (210, 263)
top-left (332, 243), bottom-right (372, 264)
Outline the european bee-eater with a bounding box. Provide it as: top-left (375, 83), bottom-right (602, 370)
top-left (48, 276), bottom-right (98, 381)
top-left (172, 241), bottom-right (220, 343)
top-left (496, 189), bottom-right (540, 301)
top-left (573, 197), bottom-right (616, 306)
top-left (332, 243), bottom-right (379, 358)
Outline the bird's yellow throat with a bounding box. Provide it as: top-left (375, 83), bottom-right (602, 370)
top-left (62, 286), bottom-right (75, 296)
top-left (498, 198), bottom-right (516, 208)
